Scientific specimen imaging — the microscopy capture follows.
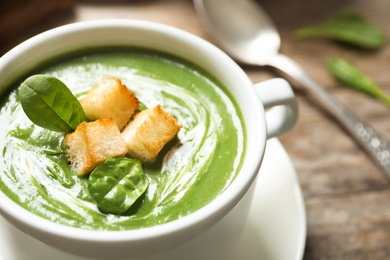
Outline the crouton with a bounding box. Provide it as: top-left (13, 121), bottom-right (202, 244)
top-left (64, 118), bottom-right (128, 175)
top-left (80, 77), bottom-right (140, 130)
top-left (121, 105), bottom-right (181, 163)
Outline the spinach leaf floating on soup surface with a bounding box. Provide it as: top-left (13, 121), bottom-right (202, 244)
top-left (88, 157), bottom-right (149, 214)
top-left (19, 75), bottom-right (86, 133)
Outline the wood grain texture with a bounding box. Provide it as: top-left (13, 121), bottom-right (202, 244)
top-left (1, 0), bottom-right (390, 258)
top-left (0, 0), bottom-right (75, 41)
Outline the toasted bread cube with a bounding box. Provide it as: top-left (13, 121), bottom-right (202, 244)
top-left (80, 77), bottom-right (140, 130)
top-left (121, 105), bottom-right (181, 163)
top-left (64, 118), bottom-right (128, 175)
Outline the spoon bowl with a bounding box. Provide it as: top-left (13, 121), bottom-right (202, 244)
top-left (194, 0), bottom-right (390, 178)
top-left (195, 0), bottom-right (280, 65)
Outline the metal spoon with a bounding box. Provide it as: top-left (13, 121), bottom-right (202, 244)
top-left (194, 0), bottom-right (390, 178)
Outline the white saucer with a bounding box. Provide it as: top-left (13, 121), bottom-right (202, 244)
top-left (0, 138), bottom-right (306, 260)
top-left (229, 138), bottom-right (306, 260)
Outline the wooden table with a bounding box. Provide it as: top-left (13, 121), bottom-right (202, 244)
top-left (1, 0), bottom-right (390, 258)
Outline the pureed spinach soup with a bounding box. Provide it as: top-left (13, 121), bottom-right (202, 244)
top-left (0, 48), bottom-right (246, 231)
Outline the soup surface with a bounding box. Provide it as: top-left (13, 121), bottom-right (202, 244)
top-left (0, 49), bottom-right (245, 230)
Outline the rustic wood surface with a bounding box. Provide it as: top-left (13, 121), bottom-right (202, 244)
top-left (1, 0), bottom-right (390, 259)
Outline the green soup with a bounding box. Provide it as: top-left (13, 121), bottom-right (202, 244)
top-left (0, 49), bottom-right (246, 231)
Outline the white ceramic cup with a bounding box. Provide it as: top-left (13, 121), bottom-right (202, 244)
top-left (0, 19), bottom-right (297, 259)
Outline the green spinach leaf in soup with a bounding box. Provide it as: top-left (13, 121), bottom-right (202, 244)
top-left (88, 157), bottom-right (149, 214)
top-left (19, 75), bottom-right (86, 133)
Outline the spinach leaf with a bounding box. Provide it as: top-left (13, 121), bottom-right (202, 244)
top-left (295, 10), bottom-right (386, 49)
top-left (19, 75), bottom-right (86, 133)
top-left (88, 157), bottom-right (149, 214)
top-left (326, 57), bottom-right (390, 107)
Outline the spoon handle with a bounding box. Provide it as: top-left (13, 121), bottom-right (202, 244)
top-left (269, 53), bottom-right (390, 178)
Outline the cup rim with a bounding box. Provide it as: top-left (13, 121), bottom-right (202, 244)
top-left (0, 19), bottom-right (266, 243)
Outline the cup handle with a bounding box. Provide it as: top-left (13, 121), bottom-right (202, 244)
top-left (254, 78), bottom-right (298, 139)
